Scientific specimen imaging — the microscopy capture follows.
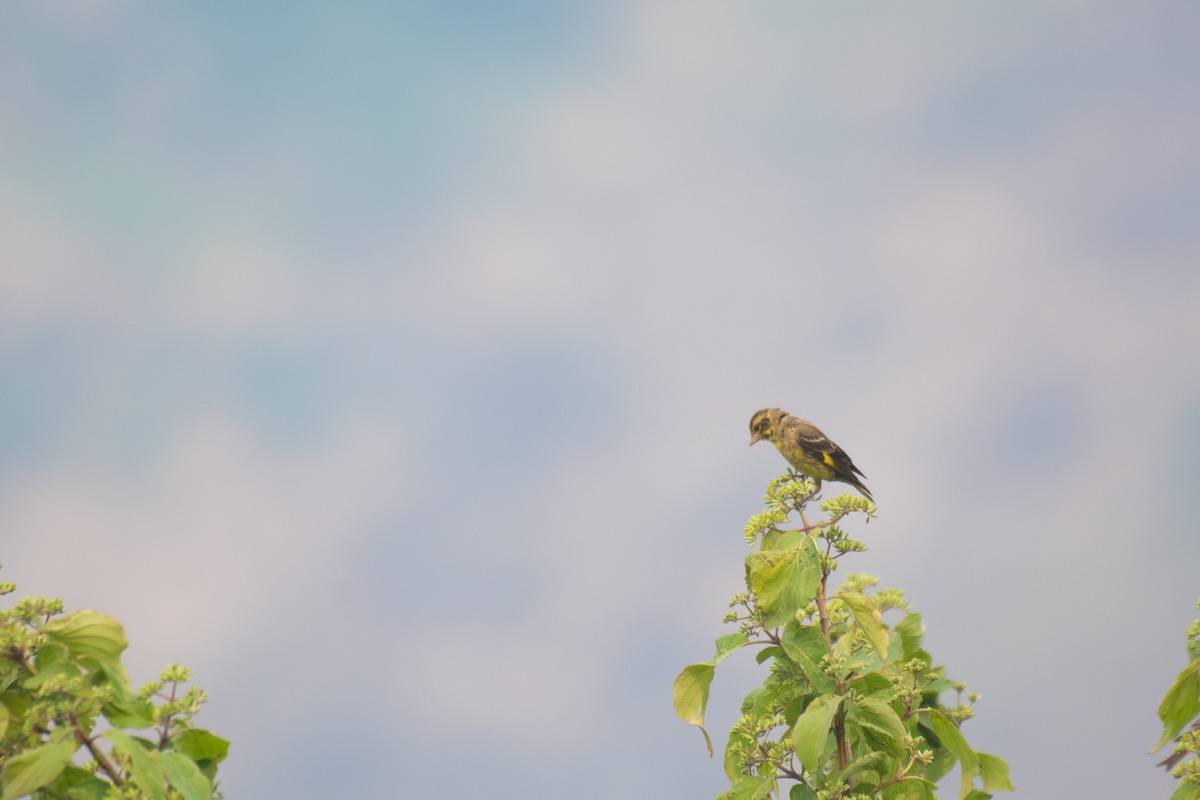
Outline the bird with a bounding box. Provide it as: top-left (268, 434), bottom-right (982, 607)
top-left (748, 408), bottom-right (873, 501)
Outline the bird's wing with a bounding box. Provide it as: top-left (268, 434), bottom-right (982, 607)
top-left (793, 419), bottom-right (866, 478)
top-left (792, 419), bottom-right (838, 455)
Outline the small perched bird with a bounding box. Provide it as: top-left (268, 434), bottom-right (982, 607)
top-left (748, 408), bottom-right (873, 501)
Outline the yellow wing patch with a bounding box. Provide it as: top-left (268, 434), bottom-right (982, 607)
top-left (822, 452), bottom-right (835, 466)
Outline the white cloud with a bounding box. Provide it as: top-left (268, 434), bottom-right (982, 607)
top-left (2, 410), bottom-right (412, 678)
top-left (167, 235), bottom-right (313, 338)
top-left (417, 206), bottom-right (597, 339)
top-left (0, 191), bottom-right (108, 347)
top-left (39, 0), bottom-right (131, 30)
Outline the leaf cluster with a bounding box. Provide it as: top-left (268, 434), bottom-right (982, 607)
top-left (1152, 599), bottom-right (1200, 799)
top-left (674, 475), bottom-right (1013, 800)
top-left (0, 582), bottom-right (228, 800)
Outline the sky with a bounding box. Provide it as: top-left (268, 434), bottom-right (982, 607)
top-left (2, 2), bottom-right (1199, 798)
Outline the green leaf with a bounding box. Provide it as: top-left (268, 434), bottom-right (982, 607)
top-left (837, 750), bottom-right (896, 788)
top-left (851, 697), bottom-right (909, 757)
top-left (43, 611), bottom-right (128, 675)
top-left (746, 536), bottom-right (821, 629)
top-left (927, 710), bottom-right (978, 771)
top-left (830, 623), bottom-right (856, 665)
top-left (790, 783), bottom-right (818, 800)
top-left (0, 693), bottom-right (28, 729)
top-left (0, 740), bottom-right (76, 800)
top-left (921, 749), bottom-right (956, 784)
top-left (32, 643), bottom-right (75, 676)
top-left (161, 751), bottom-right (212, 800)
top-left (927, 709), bottom-right (980, 799)
top-left (104, 729), bottom-right (165, 800)
top-left (102, 674), bottom-right (156, 729)
top-left (856, 673), bottom-right (894, 699)
top-left (672, 664), bottom-right (715, 756)
top-left (727, 774), bottom-right (775, 799)
top-left (837, 591), bottom-right (889, 659)
top-left (38, 765), bottom-right (110, 800)
top-left (714, 632), bottom-right (750, 664)
top-left (781, 624), bottom-right (835, 693)
top-left (894, 613), bottom-right (925, 659)
top-left (723, 720), bottom-right (757, 782)
top-left (844, 624), bottom-right (899, 674)
top-left (0, 702), bottom-right (8, 740)
top-left (792, 694), bottom-right (843, 774)
top-left (103, 695), bottom-right (156, 729)
top-left (977, 752), bottom-right (1014, 792)
top-left (1155, 659), bottom-right (1200, 751)
top-left (883, 628), bottom-right (907, 667)
top-left (739, 686), bottom-right (767, 715)
top-left (882, 778), bottom-right (936, 800)
top-left (962, 791), bottom-right (993, 800)
top-left (750, 684), bottom-right (799, 722)
top-left (781, 693), bottom-right (818, 728)
top-left (756, 645), bottom-right (783, 665)
top-left (1170, 782), bottom-right (1200, 800)
top-left (170, 728), bottom-right (231, 766)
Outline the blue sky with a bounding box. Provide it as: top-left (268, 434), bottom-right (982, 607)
top-left (2, 2), bottom-right (1199, 798)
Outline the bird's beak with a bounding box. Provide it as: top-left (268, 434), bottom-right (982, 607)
top-left (749, 433), bottom-right (761, 446)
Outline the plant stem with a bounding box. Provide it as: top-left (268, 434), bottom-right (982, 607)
top-left (834, 709), bottom-right (850, 771)
top-left (71, 715), bottom-right (123, 787)
top-left (814, 567), bottom-right (851, 770)
top-left (815, 573), bottom-right (831, 643)
top-left (158, 680), bottom-right (179, 749)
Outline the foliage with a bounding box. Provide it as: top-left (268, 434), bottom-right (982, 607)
top-left (1152, 599), bottom-right (1200, 799)
top-left (0, 579), bottom-right (228, 800)
top-left (673, 474), bottom-right (1013, 800)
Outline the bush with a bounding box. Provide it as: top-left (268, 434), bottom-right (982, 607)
top-left (673, 474), bottom-right (1012, 800)
top-left (0, 579), bottom-right (228, 800)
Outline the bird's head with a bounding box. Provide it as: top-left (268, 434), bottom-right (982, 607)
top-left (748, 408), bottom-right (784, 447)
